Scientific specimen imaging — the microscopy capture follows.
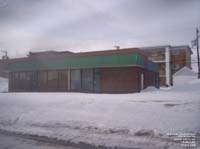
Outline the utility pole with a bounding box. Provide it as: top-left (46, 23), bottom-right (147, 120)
top-left (196, 28), bottom-right (200, 79)
top-left (192, 28), bottom-right (200, 79)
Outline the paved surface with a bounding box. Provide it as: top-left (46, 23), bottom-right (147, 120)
top-left (0, 133), bottom-right (78, 149)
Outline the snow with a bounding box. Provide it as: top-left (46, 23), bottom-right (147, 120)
top-left (0, 77), bottom-right (8, 93)
top-left (141, 86), bottom-right (158, 92)
top-left (0, 77), bottom-right (200, 148)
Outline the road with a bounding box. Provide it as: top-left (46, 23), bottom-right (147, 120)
top-left (0, 133), bottom-right (78, 149)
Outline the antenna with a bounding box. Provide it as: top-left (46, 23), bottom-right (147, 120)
top-left (114, 45), bottom-right (120, 50)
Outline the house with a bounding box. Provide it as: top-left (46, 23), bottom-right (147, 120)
top-left (173, 66), bottom-right (197, 86)
top-left (140, 45), bottom-right (193, 86)
top-left (7, 48), bottom-right (159, 93)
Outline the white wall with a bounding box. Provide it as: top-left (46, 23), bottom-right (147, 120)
top-left (174, 76), bottom-right (197, 86)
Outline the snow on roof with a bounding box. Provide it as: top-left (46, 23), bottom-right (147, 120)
top-left (174, 66), bottom-right (196, 76)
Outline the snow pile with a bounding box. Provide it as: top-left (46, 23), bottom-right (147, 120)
top-left (142, 86), bottom-right (158, 92)
top-left (0, 77), bottom-right (8, 93)
top-left (0, 79), bottom-right (199, 148)
top-left (189, 78), bottom-right (200, 84)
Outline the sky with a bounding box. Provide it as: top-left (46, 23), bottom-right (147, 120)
top-left (0, 0), bottom-right (200, 70)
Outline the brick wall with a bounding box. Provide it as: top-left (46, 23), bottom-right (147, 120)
top-left (100, 67), bottom-right (159, 93)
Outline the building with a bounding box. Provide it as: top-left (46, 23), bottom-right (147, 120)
top-left (140, 45), bottom-right (193, 86)
top-left (173, 66), bottom-right (197, 86)
top-left (0, 51), bottom-right (74, 77)
top-left (7, 48), bottom-right (159, 93)
top-left (0, 58), bottom-right (27, 78)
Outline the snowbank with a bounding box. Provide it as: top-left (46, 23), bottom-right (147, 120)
top-left (141, 86), bottom-right (158, 92)
top-left (0, 78), bottom-right (199, 148)
top-left (189, 78), bottom-right (200, 84)
top-left (0, 77), bottom-right (8, 93)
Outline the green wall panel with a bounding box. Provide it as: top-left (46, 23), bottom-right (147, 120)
top-left (8, 53), bottom-right (145, 72)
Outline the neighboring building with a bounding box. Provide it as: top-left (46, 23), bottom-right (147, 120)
top-left (140, 45), bottom-right (193, 86)
top-left (7, 48), bottom-right (159, 93)
top-left (0, 58), bottom-right (26, 78)
top-left (0, 51), bottom-right (74, 77)
top-left (173, 66), bottom-right (197, 86)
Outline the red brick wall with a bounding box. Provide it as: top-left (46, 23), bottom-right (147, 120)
top-left (100, 67), bottom-right (142, 93)
top-left (100, 67), bottom-right (159, 93)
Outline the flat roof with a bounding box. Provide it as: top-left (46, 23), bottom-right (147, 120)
top-left (8, 49), bottom-right (146, 72)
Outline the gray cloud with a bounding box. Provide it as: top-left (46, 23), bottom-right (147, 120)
top-left (0, 0), bottom-right (199, 60)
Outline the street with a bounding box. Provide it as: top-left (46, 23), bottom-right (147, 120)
top-left (0, 133), bottom-right (78, 149)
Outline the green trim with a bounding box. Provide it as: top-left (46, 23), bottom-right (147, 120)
top-left (8, 53), bottom-right (145, 72)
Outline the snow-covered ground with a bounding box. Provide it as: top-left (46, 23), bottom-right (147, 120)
top-left (0, 77), bottom-right (199, 148)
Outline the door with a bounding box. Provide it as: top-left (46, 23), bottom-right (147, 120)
top-left (58, 70), bottom-right (68, 91)
top-left (94, 69), bottom-right (101, 93)
top-left (82, 69), bottom-right (93, 92)
top-left (70, 69), bottom-right (81, 91)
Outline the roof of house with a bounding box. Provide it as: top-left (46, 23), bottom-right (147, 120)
top-left (8, 48), bottom-right (149, 72)
top-left (174, 66), bottom-right (196, 76)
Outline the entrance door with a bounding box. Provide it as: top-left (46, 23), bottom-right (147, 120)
top-left (58, 70), bottom-right (68, 91)
top-left (70, 69), bottom-right (81, 91)
top-left (94, 69), bottom-right (101, 93)
top-left (82, 69), bottom-right (93, 92)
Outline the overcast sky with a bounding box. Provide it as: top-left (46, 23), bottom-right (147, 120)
top-left (0, 0), bottom-right (200, 60)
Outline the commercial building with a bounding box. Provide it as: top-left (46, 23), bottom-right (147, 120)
top-left (7, 48), bottom-right (159, 93)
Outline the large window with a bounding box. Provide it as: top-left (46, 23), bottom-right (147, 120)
top-left (70, 69), bottom-right (81, 91)
top-left (94, 69), bottom-right (101, 93)
top-left (58, 70), bottom-right (68, 91)
top-left (26, 72), bottom-right (36, 91)
top-left (48, 71), bottom-right (58, 90)
top-left (19, 72), bottom-right (27, 90)
top-left (82, 69), bottom-right (93, 92)
top-left (13, 72), bottom-right (19, 90)
top-left (70, 69), bottom-right (101, 92)
top-left (38, 71), bottom-right (47, 90)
